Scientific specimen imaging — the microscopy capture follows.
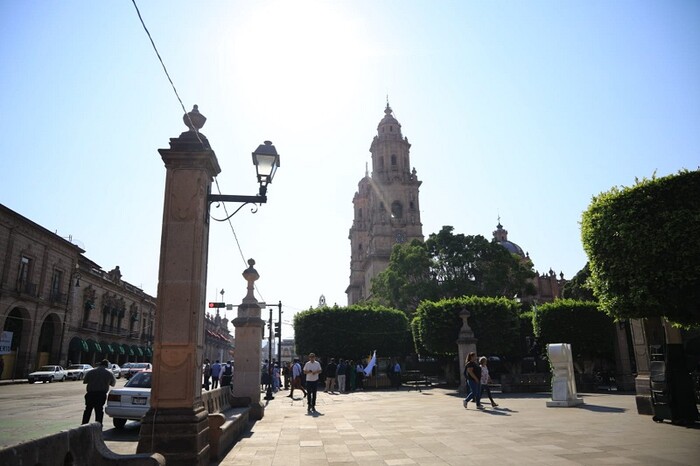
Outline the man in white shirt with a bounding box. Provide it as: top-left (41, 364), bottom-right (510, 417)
top-left (303, 353), bottom-right (322, 413)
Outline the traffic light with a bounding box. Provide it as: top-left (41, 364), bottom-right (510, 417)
top-left (274, 321), bottom-right (281, 337)
top-left (208, 302), bottom-right (226, 309)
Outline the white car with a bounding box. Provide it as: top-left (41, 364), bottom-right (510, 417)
top-left (65, 364), bottom-right (93, 380)
top-left (105, 370), bottom-right (152, 429)
top-left (27, 365), bottom-right (67, 383)
top-left (109, 363), bottom-right (121, 379)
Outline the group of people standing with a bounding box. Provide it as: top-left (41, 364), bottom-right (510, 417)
top-left (463, 351), bottom-right (498, 409)
top-left (202, 359), bottom-right (233, 391)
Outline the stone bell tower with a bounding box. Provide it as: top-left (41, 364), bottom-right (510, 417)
top-left (346, 103), bottom-right (424, 304)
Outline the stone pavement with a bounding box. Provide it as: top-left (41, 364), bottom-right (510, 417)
top-left (101, 386), bottom-right (700, 465)
top-left (214, 388), bottom-right (699, 466)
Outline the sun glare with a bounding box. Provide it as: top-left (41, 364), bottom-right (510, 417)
top-left (224, 1), bottom-right (373, 119)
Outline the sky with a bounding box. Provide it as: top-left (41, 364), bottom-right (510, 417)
top-left (1, 1), bottom-right (698, 336)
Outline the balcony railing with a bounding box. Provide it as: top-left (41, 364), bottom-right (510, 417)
top-left (17, 281), bottom-right (37, 296)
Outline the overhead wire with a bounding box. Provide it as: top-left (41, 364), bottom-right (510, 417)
top-left (131, 0), bottom-right (266, 304)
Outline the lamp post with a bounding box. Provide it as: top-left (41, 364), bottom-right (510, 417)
top-left (137, 106), bottom-right (279, 464)
top-left (264, 307), bottom-right (274, 400)
top-left (208, 141), bottom-right (280, 218)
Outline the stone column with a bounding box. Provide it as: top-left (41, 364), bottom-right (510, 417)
top-left (137, 106), bottom-right (221, 466)
top-left (629, 318), bottom-right (653, 415)
top-left (231, 259), bottom-right (265, 420)
top-left (613, 320), bottom-right (636, 391)
top-left (456, 308), bottom-right (477, 394)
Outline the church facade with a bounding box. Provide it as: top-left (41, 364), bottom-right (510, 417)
top-left (346, 104), bottom-right (424, 304)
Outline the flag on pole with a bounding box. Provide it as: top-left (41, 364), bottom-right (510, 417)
top-left (364, 350), bottom-right (376, 377)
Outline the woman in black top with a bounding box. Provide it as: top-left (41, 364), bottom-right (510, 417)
top-left (462, 352), bottom-right (483, 409)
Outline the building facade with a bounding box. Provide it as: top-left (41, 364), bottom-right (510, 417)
top-left (0, 203), bottom-right (155, 379)
top-left (347, 103), bottom-right (424, 304)
top-left (204, 309), bottom-right (234, 363)
top-left (492, 220), bottom-right (566, 303)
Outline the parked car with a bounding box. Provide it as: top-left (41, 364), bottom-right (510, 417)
top-left (65, 364), bottom-right (93, 380)
top-left (105, 370), bottom-right (152, 428)
top-left (119, 362), bottom-right (134, 378)
top-left (108, 363), bottom-right (121, 379)
top-left (28, 365), bottom-right (67, 383)
top-left (125, 362), bottom-right (152, 379)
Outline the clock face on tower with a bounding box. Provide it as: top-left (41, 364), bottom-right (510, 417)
top-left (394, 230), bottom-right (406, 244)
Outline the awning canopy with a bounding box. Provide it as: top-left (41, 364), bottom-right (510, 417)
top-left (144, 347), bottom-right (153, 357)
top-left (101, 342), bottom-right (114, 354)
top-left (114, 343), bottom-right (125, 355)
top-left (69, 337), bottom-right (88, 353)
top-left (123, 344), bottom-right (134, 356)
top-left (87, 339), bottom-right (101, 353)
top-left (132, 345), bottom-right (143, 357)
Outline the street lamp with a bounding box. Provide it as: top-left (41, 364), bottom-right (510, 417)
top-left (208, 141), bottom-right (281, 219)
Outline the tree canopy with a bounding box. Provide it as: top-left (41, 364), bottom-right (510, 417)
top-left (581, 169), bottom-right (700, 327)
top-left (293, 305), bottom-right (411, 359)
top-left (413, 296), bottom-right (521, 358)
top-left (532, 299), bottom-right (615, 369)
top-left (371, 226), bottom-right (535, 315)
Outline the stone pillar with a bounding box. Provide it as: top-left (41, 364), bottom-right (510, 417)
top-left (456, 308), bottom-right (477, 394)
top-left (137, 106), bottom-right (221, 466)
top-left (613, 320), bottom-right (636, 391)
top-left (231, 260), bottom-right (265, 420)
top-left (629, 318), bottom-right (653, 415)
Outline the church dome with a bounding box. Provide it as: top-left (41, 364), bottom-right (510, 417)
top-left (377, 102), bottom-right (402, 136)
top-left (493, 222), bottom-right (525, 258)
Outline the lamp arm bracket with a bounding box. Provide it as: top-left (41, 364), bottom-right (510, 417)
top-left (208, 194), bottom-right (268, 222)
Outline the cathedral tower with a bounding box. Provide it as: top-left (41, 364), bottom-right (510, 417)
top-left (346, 103), bottom-right (424, 304)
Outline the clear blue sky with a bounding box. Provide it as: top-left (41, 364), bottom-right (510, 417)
top-left (1, 1), bottom-right (698, 334)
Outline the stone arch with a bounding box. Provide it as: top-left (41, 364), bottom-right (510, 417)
top-left (36, 312), bottom-right (62, 367)
top-left (1, 306), bottom-right (31, 379)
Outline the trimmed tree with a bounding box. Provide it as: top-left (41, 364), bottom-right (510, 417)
top-left (581, 169), bottom-right (700, 327)
top-left (412, 296), bottom-right (521, 381)
top-left (532, 299), bottom-right (615, 373)
top-left (293, 305), bottom-right (411, 359)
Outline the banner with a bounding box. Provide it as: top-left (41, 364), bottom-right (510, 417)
top-left (0, 331), bottom-right (12, 354)
top-left (363, 350), bottom-right (376, 376)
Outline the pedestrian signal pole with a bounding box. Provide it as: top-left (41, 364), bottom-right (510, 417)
top-left (265, 307), bottom-right (274, 400)
top-left (276, 301), bottom-right (282, 365)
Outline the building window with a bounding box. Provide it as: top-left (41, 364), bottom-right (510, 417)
top-left (409, 201), bottom-right (415, 210)
top-left (391, 201), bottom-right (403, 219)
top-left (391, 154), bottom-right (397, 166)
top-left (379, 157), bottom-right (384, 169)
top-left (50, 269), bottom-right (64, 302)
top-left (17, 256), bottom-right (34, 294)
top-left (358, 208), bottom-right (362, 219)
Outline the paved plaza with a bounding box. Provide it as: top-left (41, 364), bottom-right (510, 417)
top-left (206, 388), bottom-right (698, 466)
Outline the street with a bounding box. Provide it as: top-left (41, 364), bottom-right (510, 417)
top-left (0, 377), bottom-right (139, 451)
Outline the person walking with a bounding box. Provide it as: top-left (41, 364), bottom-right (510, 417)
top-left (211, 360), bottom-right (222, 389)
top-left (355, 360), bottom-right (365, 391)
top-left (391, 359), bottom-right (402, 390)
top-left (282, 361), bottom-right (291, 390)
top-left (324, 358), bottom-right (338, 393)
top-left (479, 356), bottom-right (498, 407)
top-left (221, 360), bottom-right (233, 388)
top-left (202, 359), bottom-right (211, 391)
top-left (81, 359), bottom-right (116, 425)
top-left (463, 352), bottom-right (483, 409)
top-left (349, 360), bottom-right (356, 391)
top-left (336, 359), bottom-right (347, 393)
top-left (303, 353), bottom-right (322, 413)
top-left (288, 358), bottom-right (306, 399)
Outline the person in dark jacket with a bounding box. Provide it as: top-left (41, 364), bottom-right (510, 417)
top-left (82, 359), bottom-right (116, 425)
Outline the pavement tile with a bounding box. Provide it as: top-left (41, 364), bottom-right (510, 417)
top-left (100, 388), bottom-right (699, 465)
